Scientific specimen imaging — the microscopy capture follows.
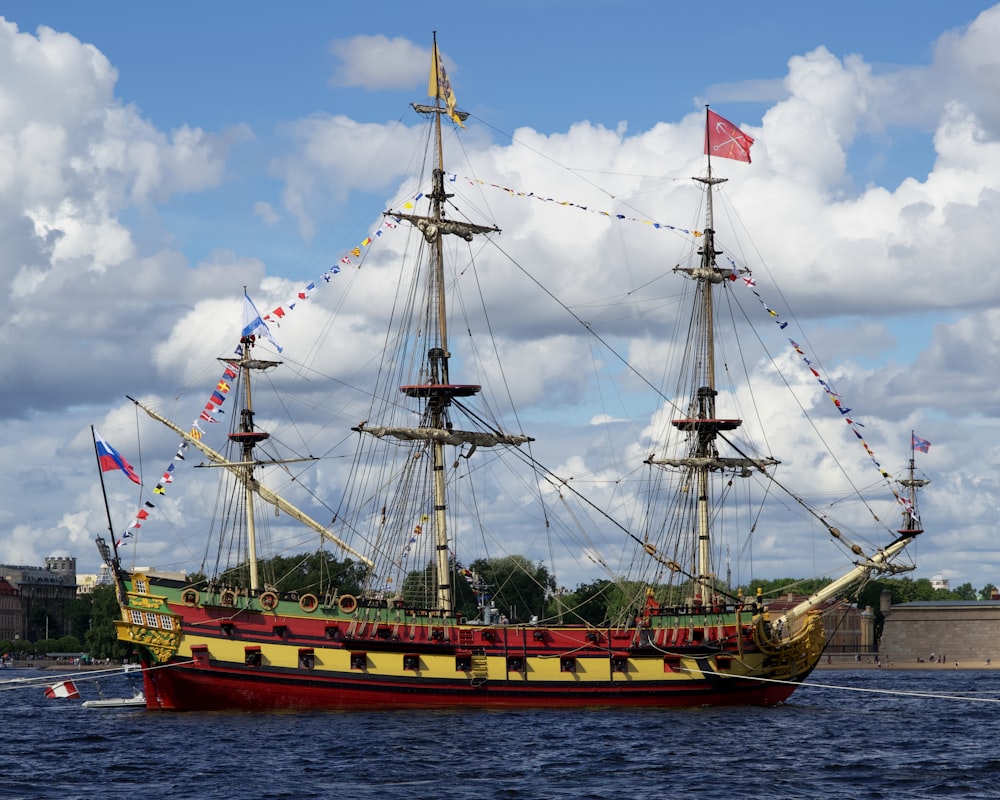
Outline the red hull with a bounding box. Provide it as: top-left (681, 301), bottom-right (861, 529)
top-left (141, 659), bottom-right (806, 711)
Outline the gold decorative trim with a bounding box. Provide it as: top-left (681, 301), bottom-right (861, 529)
top-left (128, 594), bottom-right (166, 611)
top-left (115, 620), bottom-right (181, 664)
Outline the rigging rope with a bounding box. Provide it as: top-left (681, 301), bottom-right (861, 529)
top-left (678, 664), bottom-right (1000, 704)
top-left (0, 659), bottom-right (193, 693)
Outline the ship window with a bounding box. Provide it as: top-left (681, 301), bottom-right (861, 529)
top-left (403, 654), bottom-right (420, 671)
top-left (191, 644), bottom-right (209, 666)
top-left (663, 656), bottom-right (681, 672)
top-left (507, 655), bottom-right (524, 672)
top-left (129, 609), bottom-right (143, 625)
top-left (158, 615), bottom-right (174, 630)
top-left (455, 654), bottom-right (472, 672)
top-left (244, 646), bottom-right (262, 667)
top-left (350, 652), bottom-right (367, 670)
top-left (611, 655), bottom-right (629, 673)
top-left (716, 656), bottom-right (733, 670)
top-left (560, 657), bottom-right (576, 673)
top-left (144, 612), bottom-right (158, 627)
top-left (298, 648), bottom-right (315, 670)
top-left (325, 625), bottom-right (343, 641)
top-left (135, 578), bottom-right (148, 594)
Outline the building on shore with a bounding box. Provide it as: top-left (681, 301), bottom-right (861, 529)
top-left (879, 592), bottom-right (1000, 665)
top-left (0, 578), bottom-right (19, 643)
top-left (77, 563), bottom-right (116, 594)
top-left (0, 552), bottom-right (78, 642)
top-left (1, 554), bottom-right (186, 647)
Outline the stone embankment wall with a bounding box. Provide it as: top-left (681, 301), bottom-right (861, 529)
top-left (879, 601), bottom-right (1000, 666)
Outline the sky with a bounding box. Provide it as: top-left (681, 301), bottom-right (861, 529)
top-left (2, 1), bottom-right (1000, 593)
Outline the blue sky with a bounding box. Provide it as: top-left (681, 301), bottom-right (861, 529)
top-left (2, 2), bottom-right (1000, 592)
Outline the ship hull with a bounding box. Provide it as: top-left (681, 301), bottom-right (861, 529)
top-left (117, 575), bottom-right (824, 711)
top-left (140, 658), bottom-right (804, 711)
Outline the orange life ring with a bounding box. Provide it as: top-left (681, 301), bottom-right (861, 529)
top-left (299, 593), bottom-right (319, 613)
top-left (220, 589), bottom-right (237, 607)
top-left (260, 591), bottom-right (279, 611)
top-left (182, 589), bottom-right (199, 607)
top-left (338, 594), bottom-right (357, 614)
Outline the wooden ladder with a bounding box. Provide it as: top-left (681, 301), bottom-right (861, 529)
top-left (471, 653), bottom-right (489, 679)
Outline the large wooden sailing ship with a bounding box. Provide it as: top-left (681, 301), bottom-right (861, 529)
top-left (106, 39), bottom-right (923, 710)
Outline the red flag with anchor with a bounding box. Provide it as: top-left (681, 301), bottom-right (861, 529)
top-left (705, 109), bottom-right (754, 163)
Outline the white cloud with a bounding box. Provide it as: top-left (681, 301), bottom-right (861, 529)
top-left (253, 201), bottom-right (280, 225)
top-left (328, 34), bottom-right (433, 90)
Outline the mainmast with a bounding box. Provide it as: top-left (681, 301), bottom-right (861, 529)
top-left (361, 35), bottom-right (525, 613)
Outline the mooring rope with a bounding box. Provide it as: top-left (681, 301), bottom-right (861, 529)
top-left (0, 659), bottom-right (193, 693)
top-left (679, 665), bottom-right (1000, 703)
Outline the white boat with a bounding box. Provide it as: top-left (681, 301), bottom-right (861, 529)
top-left (82, 691), bottom-right (146, 709)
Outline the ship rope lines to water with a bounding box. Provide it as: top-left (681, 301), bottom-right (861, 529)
top-left (105, 47), bottom-right (923, 710)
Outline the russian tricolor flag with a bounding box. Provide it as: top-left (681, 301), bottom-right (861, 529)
top-left (94, 429), bottom-right (141, 484)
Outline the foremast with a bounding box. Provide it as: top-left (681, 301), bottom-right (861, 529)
top-left (773, 439), bottom-right (928, 630)
top-left (225, 336), bottom-right (280, 591)
top-left (127, 338), bottom-right (375, 579)
top-left (356, 35), bottom-right (527, 613)
top-left (646, 110), bottom-right (777, 604)
top-left (897, 434), bottom-right (930, 536)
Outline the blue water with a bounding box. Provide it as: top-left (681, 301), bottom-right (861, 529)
top-left (3, 668), bottom-right (999, 799)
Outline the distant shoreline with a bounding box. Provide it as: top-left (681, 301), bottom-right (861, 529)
top-left (1, 660), bottom-right (134, 672)
top-left (816, 656), bottom-right (999, 671)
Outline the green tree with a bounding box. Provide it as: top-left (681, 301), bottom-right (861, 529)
top-left (743, 577), bottom-right (834, 600)
top-left (400, 558), bottom-right (477, 617)
top-left (561, 579), bottom-right (613, 625)
top-left (27, 605), bottom-right (55, 642)
top-left (56, 635), bottom-right (82, 653)
top-left (470, 555), bottom-right (553, 623)
top-left (84, 584), bottom-right (132, 661)
top-left (257, 552), bottom-right (367, 596)
top-left (981, 583), bottom-right (997, 600)
top-left (953, 582), bottom-right (977, 600)
top-left (35, 638), bottom-right (58, 655)
top-left (65, 592), bottom-right (94, 641)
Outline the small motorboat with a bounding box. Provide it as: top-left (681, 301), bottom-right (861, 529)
top-left (82, 691), bottom-right (146, 709)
